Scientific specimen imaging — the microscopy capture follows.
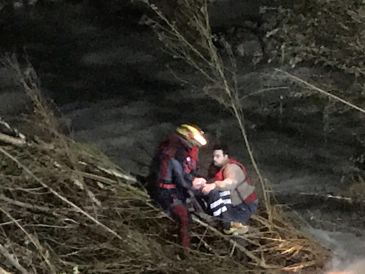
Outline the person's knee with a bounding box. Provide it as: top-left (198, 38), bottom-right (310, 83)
top-left (248, 201), bottom-right (258, 214)
top-left (171, 204), bottom-right (189, 225)
top-left (227, 204), bottom-right (253, 224)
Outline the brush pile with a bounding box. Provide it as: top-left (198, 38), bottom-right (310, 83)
top-left (0, 59), bottom-right (330, 273)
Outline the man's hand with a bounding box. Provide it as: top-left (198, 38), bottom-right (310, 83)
top-left (202, 183), bottom-right (216, 194)
top-left (192, 177), bottom-right (207, 190)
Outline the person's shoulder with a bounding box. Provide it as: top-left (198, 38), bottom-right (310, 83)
top-left (227, 162), bottom-right (241, 168)
top-left (225, 163), bottom-right (240, 171)
top-left (225, 163), bottom-right (244, 174)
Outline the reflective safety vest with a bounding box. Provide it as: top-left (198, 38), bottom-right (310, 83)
top-left (214, 158), bottom-right (257, 204)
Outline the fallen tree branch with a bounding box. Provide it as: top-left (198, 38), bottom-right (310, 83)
top-left (96, 166), bottom-right (138, 183)
top-left (0, 244), bottom-right (28, 274)
top-left (0, 133), bottom-right (26, 147)
top-left (275, 69), bottom-right (365, 115)
top-left (276, 191), bottom-right (365, 207)
top-left (0, 195), bottom-right (52, 213)
top-left (73, 170), bottom-right (118, 185)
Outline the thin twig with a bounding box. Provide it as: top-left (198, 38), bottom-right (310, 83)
top-left (276, 69), bottom-right (365, 115)
top-left (0, 195), bottom-right (52, 213)
top-left (239, 86), bottom-right (290, 100)
top-left (0, 244), bottom-right (29, 274)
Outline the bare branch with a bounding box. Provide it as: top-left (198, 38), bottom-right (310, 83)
top-left (0, 244), bottom-right (29, 274)
top-left (0, 133), bottom-right (26, 147)
top-left (276, 69), bottom-right (365, 115)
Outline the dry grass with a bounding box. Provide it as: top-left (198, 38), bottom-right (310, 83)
top-left (0, 126), bottom-right (329, 273)
top-left (0, 58), bottom-right (246, 273)
top-left (0, 54), bottom-right (331, 273)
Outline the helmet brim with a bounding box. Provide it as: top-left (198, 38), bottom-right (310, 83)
top-left (193, 133), bottom-right (207, 146)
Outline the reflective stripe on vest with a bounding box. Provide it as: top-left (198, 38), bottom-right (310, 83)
top-left (214, 158), bottom-right (257, 203)
top-left (159, 183), bottom-right (176, 189)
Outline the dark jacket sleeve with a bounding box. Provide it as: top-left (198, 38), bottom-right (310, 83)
top-left (170, 158), bottom-right (192, 189)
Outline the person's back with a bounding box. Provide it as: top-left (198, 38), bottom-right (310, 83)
top-left (150, 133), bottom-right (195, 209)
top-left (148, 124), bottom-right (208, 254)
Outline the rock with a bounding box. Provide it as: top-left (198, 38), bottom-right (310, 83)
top-left (236, 39), bottom-right (261, 57)
top-left (236, 36), bottom-right (263, 64)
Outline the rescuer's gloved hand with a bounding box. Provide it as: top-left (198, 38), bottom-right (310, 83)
top-left (192, 177), bottom-right (207, 190)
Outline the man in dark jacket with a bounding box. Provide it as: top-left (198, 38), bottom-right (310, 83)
top-left (149, 124), bottom-right (207, 254)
